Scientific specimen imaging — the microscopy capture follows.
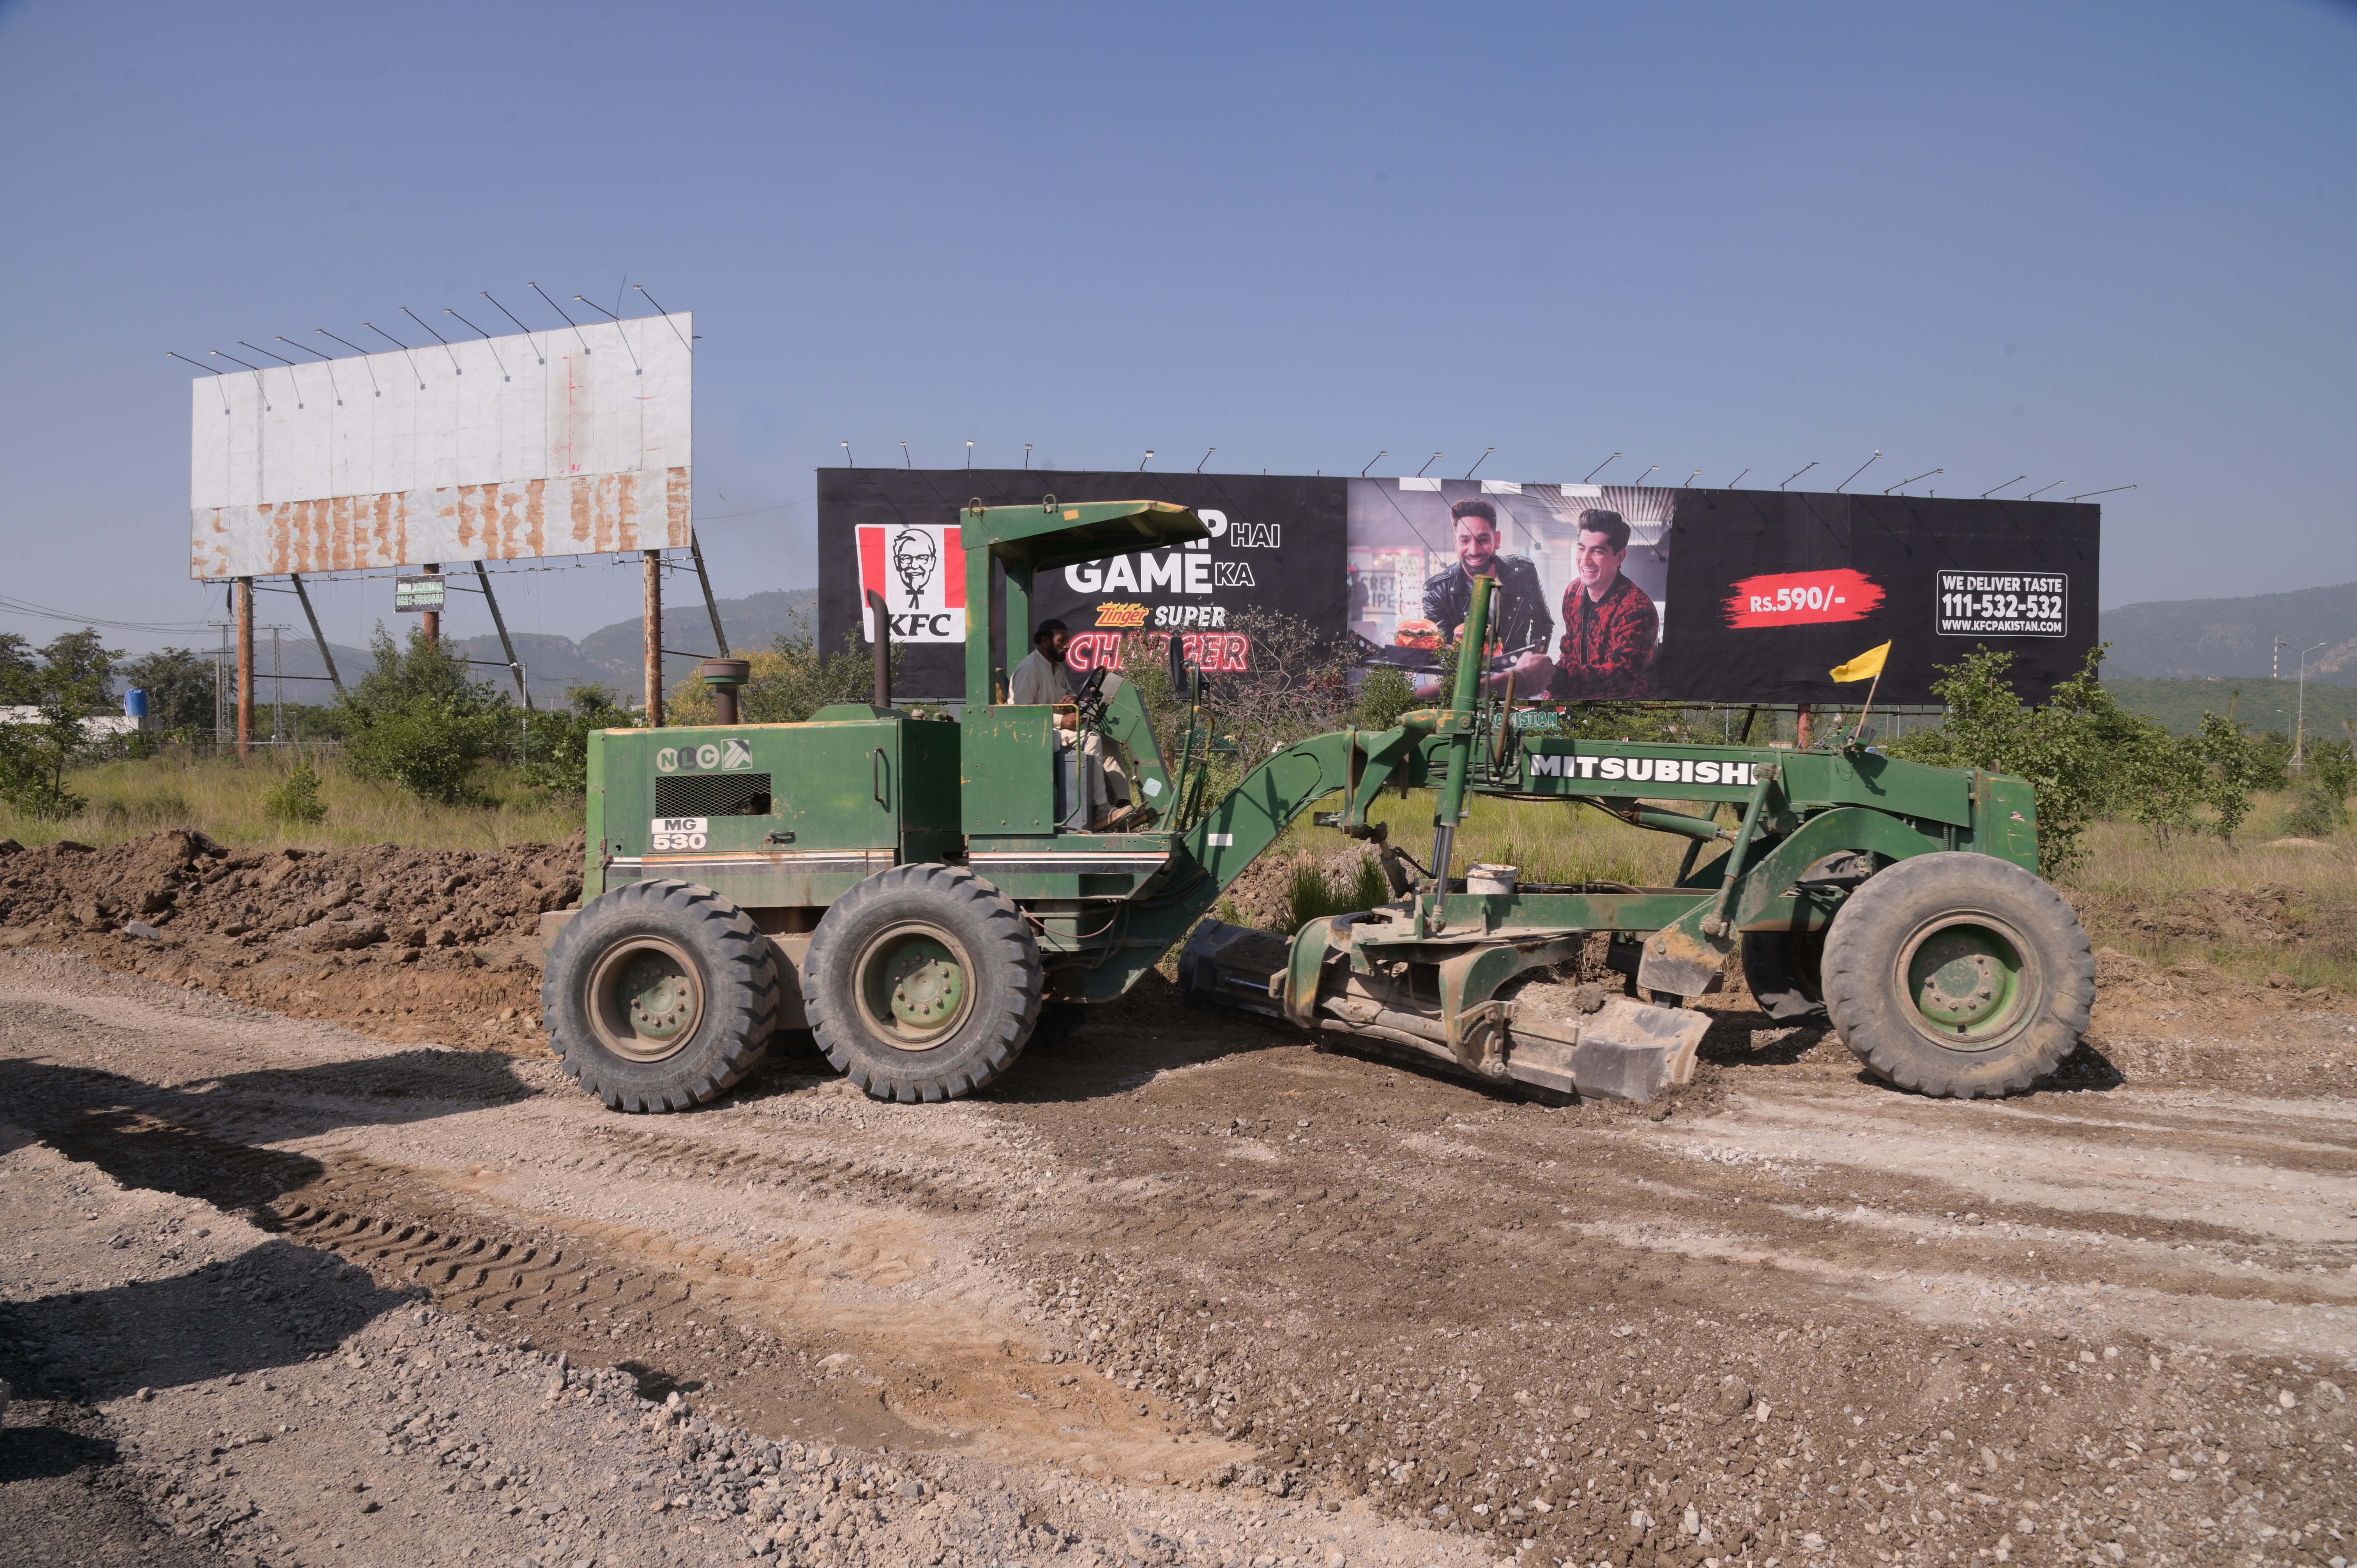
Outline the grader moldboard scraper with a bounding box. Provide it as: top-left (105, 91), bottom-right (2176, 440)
top-left (542, 498), bottom-right (2095, 1111)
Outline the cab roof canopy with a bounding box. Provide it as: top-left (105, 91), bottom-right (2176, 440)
top-left (958, 498), bottom-right (1208, 576)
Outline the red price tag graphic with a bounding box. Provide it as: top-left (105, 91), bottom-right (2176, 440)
top-left (1723, 568), bottom-right (1885, 629)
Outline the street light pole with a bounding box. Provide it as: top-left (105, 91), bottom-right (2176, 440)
top-left (2297, 640), bottom-right (2328, 768)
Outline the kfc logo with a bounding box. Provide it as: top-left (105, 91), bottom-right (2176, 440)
top-left (891, 528), bottom-right (938, 608)
top-left (857, 524), bottom-right (968, 643)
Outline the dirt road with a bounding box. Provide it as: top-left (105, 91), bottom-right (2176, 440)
top-left (4, 945), bottom-right (2355, 1568)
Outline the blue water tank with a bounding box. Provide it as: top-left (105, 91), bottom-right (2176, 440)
top-left (125, 689), bottom-right (148, 720)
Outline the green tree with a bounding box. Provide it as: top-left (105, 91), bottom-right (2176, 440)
top-left (1887, 643), bottom-right (2161, 878)
top-left (120, 646), bottom-right (218, 734)
top-left (2182, 710), bottom-right (2270, 842)
top-left (519, 685), bottom-right (638, 795)
top-left (734, 632), bottom-right (895, 725)
top-left (0, 629), bottom-right (125, 818)
top-left (336, 625), bottom-right (514, 805)
top-left (0, 633), bottom-right (37, 705)
top-left (2306, 738), bottom-right (2357, 806)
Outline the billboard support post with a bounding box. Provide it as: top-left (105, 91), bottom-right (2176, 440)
top-left (689, 536), bottom-right (729, 658)
top-left (235, 577), bottom-right (254, 756)
top-left (643, 550), bottom-right (664, 727)
top-left (473, 562), bottom-right (531, 710)
top-left (289, 574), bottom-right (341, 695)
top-left (420, 563), bottom-right (442, 648)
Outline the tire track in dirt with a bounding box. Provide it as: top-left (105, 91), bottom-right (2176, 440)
top-left (11, 945), bottom-right (2357, 1567)
top-left (253, 1162), bottom-right (1244, 1483)
top-left (976, 1025), bottom-right (2357, 1563)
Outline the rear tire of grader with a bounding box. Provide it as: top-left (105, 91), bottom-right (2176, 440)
top-left (542, 879), bottom-right (783, 1113)
top-left (804, 863), bottom-right (1043, 1104)
top-left (1820, 851), bottom-right (2095, 1098)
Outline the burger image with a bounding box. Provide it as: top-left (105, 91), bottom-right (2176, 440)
top-left (1392, 618), bottom-right (1441, 651)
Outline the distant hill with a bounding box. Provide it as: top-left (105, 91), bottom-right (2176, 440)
top-left (224, 588), bottom-right (815, 709)
top-left (575, 588), bottom-right (815, 698)
top-left (2102, 580), bottom-right (2357, 686)
top-left (2104, 676), bottom-right (2357, 740)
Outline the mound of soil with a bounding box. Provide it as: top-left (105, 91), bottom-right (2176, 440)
top-left (0, 830), bottom-right (584, 1049)
top-left (2114, 882), bottom-right (2307, 946)
top-left (1217, 844), bottom-right (1382, 933)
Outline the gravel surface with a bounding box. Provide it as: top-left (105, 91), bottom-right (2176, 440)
top-left (2, 929), bottom-right (2355, 1568)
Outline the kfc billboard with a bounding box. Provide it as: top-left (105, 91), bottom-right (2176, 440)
top-left (817, 468), bottom-right (1345, 701)
top-left (817, 468), bottom-right (2098, 706)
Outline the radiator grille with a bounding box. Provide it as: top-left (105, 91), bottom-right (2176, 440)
top-left (654, 772), bottom-right (773, 818)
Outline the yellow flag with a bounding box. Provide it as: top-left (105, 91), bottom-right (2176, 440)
top-left (1829, 641), bottom-right (1891, 683)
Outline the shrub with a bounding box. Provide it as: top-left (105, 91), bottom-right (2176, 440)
top-left (519, 686), bottom-right (638, 795)
top-left (1887, 646), bottom-right (2139, 877)
top-left (263, 756), bottom-right (329, 825)
top-left (2276, 739), bottom-right (2355, 839)
top-left (119, 646), bottom-right (218, 735)
top-left (336, 627), bottom-right (515, 805)
top-left (1351, 664), bottom-right (1418, 733)
top-left (1892, 643), bottom-right (2276, 872)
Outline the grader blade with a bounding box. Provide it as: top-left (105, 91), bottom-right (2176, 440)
top-left (1501, 996), bottom-right (1710, 1102)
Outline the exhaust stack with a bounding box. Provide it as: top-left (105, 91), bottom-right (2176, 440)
top-left (699, 659), bottom-right (751, 724)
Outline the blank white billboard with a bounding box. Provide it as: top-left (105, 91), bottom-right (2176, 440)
top-left (190, 313), bottom-right (691, 580)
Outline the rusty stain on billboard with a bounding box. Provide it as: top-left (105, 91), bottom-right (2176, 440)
top-left (189, 314), bottom-right (691, 579)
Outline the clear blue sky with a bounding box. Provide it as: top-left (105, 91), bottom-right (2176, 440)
top-left (1, 0), bottom-right (2350, 659)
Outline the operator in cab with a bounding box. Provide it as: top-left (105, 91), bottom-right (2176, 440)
top-left (1011, 618), bottom-right (1135, 828)
top-left (1011, 618), bottom-right (1075, 704)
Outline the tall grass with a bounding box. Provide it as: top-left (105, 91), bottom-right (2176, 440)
top-left (0, 750), bottom-right (580, 853)
top-left (1309, 789), bottom-right (1687, 888)
top-left (2064, 793), bottom-right (2357, 991)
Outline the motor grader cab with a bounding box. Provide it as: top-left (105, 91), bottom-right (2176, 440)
top-left (544, 500), bottom-right (2094, 1114)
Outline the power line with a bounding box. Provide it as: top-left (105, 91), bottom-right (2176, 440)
top-left (0, 595), bottom-right (217, 634)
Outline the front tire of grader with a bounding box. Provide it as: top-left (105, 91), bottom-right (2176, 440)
top-left (541, 880), bottom-right (782, 1113)
top-left (804, 863), bottom-right (1042, 1104)
top-left (1820, 851), bottom-right (2095, 1099)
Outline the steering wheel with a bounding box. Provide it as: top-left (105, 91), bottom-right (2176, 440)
top-left (1075, 665), bottom-right (1111, 728)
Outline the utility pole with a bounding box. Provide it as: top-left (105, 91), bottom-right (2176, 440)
top-left (2297, 641), bottom-right (2328, 768)
top-left (212, 623), bottom-right (228, 749)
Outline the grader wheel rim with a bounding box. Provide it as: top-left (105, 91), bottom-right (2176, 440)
top-left (1894, 910), bottom-right (2035, 1051)
top-left (585, 936), bottom-right (705, 1063)
top-left (854, 920), bottom-right (978, 1052)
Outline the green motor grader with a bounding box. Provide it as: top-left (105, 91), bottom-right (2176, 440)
top-left (541, 498), bottom-right (2094, 1110)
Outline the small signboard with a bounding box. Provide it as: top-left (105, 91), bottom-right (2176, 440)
top-left (395, 574), bottom-right (446, 613)
top-left (1935, 570), bottom-right (2067, 637)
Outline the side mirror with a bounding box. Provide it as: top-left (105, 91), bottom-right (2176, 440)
top-left (1167, 631), bottom-right (1187, 695)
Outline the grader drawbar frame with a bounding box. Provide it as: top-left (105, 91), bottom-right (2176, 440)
top-left (1174, 572), bottom-right (2043, 1102)
top-left (553, 501), bottom-right (2065, 1112)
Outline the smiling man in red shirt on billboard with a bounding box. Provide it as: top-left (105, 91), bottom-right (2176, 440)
top-left (1553, 508), bottom-right (1658, 699)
